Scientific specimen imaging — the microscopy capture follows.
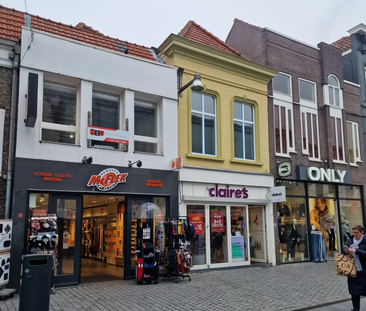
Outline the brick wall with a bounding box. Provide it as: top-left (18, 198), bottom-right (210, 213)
top-left (0, 67), bottom-right (12, 219)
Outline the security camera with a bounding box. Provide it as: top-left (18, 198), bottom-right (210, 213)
top-left (128, 160), bottom-right (142, 168)
top-left (137, 160), bottom-right (142, 168)
top-left (82, 156), bottom-right (93, 164)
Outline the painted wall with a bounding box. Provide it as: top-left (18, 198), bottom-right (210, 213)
top-left (16, 29), bottom-right (178, 170)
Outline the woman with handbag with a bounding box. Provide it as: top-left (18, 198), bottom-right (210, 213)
top-left (344, 225), bottom-right (366, 311)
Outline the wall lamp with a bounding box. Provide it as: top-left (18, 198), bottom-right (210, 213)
top-left (128, 160), bottom-right (142, 168)
top-left (82, 156), bottom-right (93, 164)
top-left (178, 73), bottom-right (203, 95)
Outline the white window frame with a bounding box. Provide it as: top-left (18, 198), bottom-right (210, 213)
top-left (191, 93), bottom-right (217, 156)
top-left (300, 106), bottom-right (321, 161)
top-left (299, 78), bottom-right (317, 108)
top-left (272, 72), bottom-right (292, 102)
top-left (134, 98), bottom-right (161, 154)
top-left (330, 108), bottom-right (345, 163)
top-left (347, 121), bottom-right (361, 165)
top-left (323, 74), bottom-right (343, 109)
top-left (233, 102), bottom-right (255, 161)
top-left (40, 77), bottom-right (80, 145)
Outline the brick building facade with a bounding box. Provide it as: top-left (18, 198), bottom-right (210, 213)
top-left (227, 19), bottom-right (366, 265)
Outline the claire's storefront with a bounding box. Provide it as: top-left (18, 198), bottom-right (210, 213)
top-left (276, 163), bottom-right (365, 264)
top-left (9, 158), bottom-right (178, 289)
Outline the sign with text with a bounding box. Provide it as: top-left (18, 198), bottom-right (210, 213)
top-left (34, 172), bottom-right (71, 182)
top-left (87, 168), bottom-right (128, 191)
top-left (171, 157), bottom-right (183, 170)
top-left (189, 213), bottom-right (203, 235)
top-left (278, 161), bottom-right (292, 177)
top-left (231, 236), bottom-right (245, 258)
top-left (211, 212), bottom-right (224, 232)
top-left (87, 126), bottom-right (129, 145)
top-left (297, 166), bottom-right (351, 184)
top-left (271, 186), bottom-right (286, 202)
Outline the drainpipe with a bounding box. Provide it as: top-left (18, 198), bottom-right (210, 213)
top-left (5, 46), bottom-right (20, 219)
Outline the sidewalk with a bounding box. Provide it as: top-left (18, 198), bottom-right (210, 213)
top-left (0, 262), bottom-right (351, 311)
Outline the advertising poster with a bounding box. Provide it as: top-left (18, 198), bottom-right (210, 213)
top-left (211, 212), bottom-right (224, 232)
top-left (231, 236), bottom-right (245, 258)
top-left (189, 213), bottom-right (204, 235)
top-left (63, 232), bottom-right (69, 249)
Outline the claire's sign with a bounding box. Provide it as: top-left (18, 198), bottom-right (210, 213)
top-left (87, 168), bottom-right (128, 191)
top-left (209, 184), bottom-right (249, 199)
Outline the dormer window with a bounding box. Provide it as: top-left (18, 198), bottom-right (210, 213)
top-left (328, 75), bottom-right (340, 107)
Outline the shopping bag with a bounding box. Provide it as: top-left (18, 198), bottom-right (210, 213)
top-left (335, 253), bottom-right (357, 277)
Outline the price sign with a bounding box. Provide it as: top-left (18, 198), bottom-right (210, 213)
top-left (211, 212), bottom-right (224, 232)
top-left (189, 213), bottom-right (204, 235)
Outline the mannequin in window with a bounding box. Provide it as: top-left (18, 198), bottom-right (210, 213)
top-left (341, 213), bottom-right (351, 244)
top-left (286, 219), bottom-right (302, 261)
top-left (322, 214), bottom-right (337, 252)
top-left (279, 203), bottom-right (290, 217)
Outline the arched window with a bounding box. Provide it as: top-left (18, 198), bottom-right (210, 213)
top-left (328, 75), bottom-right (340, 106)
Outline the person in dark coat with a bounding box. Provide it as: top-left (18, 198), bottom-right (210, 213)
top-left (344, 225), bottom-right (366, 311)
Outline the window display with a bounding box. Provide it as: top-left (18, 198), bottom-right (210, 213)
top-left (187, 205), bottom-right (205, 265)
top-left (230, 206), bottom-right (248, 262)
top-left (210, 206), bottom-right (227, 264)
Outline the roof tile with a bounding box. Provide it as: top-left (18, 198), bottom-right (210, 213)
top-left (178, 20), bottom-right (249, 60)
top-left (0, 5), bottom-right (156, 62)
top-left (331, 36), bottom-right (351, 52)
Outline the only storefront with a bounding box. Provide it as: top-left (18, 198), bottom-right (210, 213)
top-left (179, 167), bottom-right (276, 269)
top-left (9, 158), bottom-right (178, 289)
top-left (277, 164), bottom-right (365, 264)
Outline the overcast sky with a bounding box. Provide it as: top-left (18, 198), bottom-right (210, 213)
top-left (1, 0), bottom-right (364, 49)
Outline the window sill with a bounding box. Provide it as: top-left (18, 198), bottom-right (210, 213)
top-left (333, 160), bottom-right (347, 165)
top-left (40, 141), bottom-right (81, 147)
top-left (230, 159), bottom-right (263, 166)
top-left (309, 158), bottom-right (322, 163)
top-left (275, 153), bottom-right (292, 158)
top-left (186, 153), bottom-right (225, 162)
top-left (350, 163), bottom-right (358, 167)
top-left (134, 151), bottom-right (164, 156)
top-left (89, 145), bottom-right (127, 152)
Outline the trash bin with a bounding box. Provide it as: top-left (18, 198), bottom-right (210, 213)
top-left (19, 254), bottom-right (52, 311)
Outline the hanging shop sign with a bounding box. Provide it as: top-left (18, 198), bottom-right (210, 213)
top-left (170, 157), bottom-right (183, 170)
top-left (87, 168), bottom-right (128, 191)
top-left (87, 126), bottom-right (129, 145)
top-left (278, 161), bottom-right (292, 177)
top-left (189, 213), bottom-right (203, 235)
top-left (297, 166), bottom-right (351, 184)
top-left (208, 185), bottom-right (249, 199)
top-left (270, 186), bottom-right (286, 202)
top-left (211, 212), bottom-right (224, 232)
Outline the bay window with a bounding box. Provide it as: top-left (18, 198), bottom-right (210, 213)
top-left (191, 91), bottom-right (216, 156)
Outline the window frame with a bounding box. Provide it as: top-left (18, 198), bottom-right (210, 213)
top-left (347, 120), bottom-right (361, 165)
top-left (41, 77), bottom-right (80, 145)
top-left (300, 106), bottom-right (320, 161)
top-left (273, 99), bottom-right (295, 157)
top-left (272, 72), bottom-right (292, 101)
top-left (330, 108), bottom-right (345, 163)
top-left (134, 98), bottom-right (161, 154)
top-left (190, 91), bottom-right (217, 157)
top-left (233, 101), bottom-right (255, 161)
top-left (298, 78), bottom-right (317, 107)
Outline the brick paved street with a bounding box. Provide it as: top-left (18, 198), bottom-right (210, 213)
top-left (0, 262), bottom-right (352, 311)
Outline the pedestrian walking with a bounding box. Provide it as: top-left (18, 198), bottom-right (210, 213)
top-left (344, 225), bottom-right (366, 311)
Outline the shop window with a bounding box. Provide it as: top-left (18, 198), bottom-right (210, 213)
top-left (209, 206), bottom-right (227, 264)
top-left (339, 200), bottom-right (363, 245)
top-left (92, 90), bottom-right (120, 149)
top-left (277, 181), bottom-right (305, 196)
top-left (153, 197), bottom-right (166, 251)
top-left (338, 185), bottom-right (361, 200)
top-left (277, 198), bottom-right (309, 263)
top-left (299, 78), bottom-right (316, 103)
top-left (309, 198), bottom-right (340, 260)
top-left (327, 75), bottom-right (341, 107)
top-left (274, 103), bottom-right (294, 156)
top-left (248, 206), bottom-right (266, 260)
top-left (187, 205), bottom-right (206, 265)
top-left (230, 206), bottom-right (248, 262)
top-left (134, 99), bottom-right (159, 154)
top-left (330, 116), bottom-right (344, 162)
top-left (42, 81), bottom-right (77, 144)
top-left (273, 72), bottom-right (291, 96)
top-left (308, 183), bottom-right (336, 198)
top-left (300, 108), bottom-right (320, 160)
top-left (347, 121), bottom-right (361, 165)
top-left (191, 92), bottom-right (216, 156)
top-left (233, 101), bottom-right (254, 160)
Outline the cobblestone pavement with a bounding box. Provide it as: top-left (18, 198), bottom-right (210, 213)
top-left (0, 262), bottom-right (351, 311)
top-left (312, 299), bottom-right (365, 310)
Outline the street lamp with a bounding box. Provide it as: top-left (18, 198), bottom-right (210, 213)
top-left (178, 73), bottom-right (203, 95)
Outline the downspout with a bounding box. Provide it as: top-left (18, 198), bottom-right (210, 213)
top-left (5, 47), bottom-right (20, 219)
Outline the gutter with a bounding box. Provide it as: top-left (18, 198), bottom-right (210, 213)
top-left (5, 45), bottom-right (20, 219)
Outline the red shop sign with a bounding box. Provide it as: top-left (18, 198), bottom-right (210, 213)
top-left (189, 213), bottom-right (203, 235)
top-left (211, 212), bottom-right (224, 232)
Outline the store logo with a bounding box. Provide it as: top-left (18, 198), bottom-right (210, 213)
top-left (209, 184), bottom-right (249, 199)
top-left (89, 129), bottom-right (105, 137)
top-left (278, 162), bottom-right (291, 177)
top-left (87, 168), bottom-right (128, 191)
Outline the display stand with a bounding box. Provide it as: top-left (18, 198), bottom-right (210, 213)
top-left (116, 212), bottom-right (124, 267)
top-left (0, 219), bottom-right (15, 300)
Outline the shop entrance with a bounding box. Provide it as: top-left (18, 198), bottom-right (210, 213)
top-left (248, 206), bottom-right (267, 263)
top-left (81, 195), bottom-right (125, 283)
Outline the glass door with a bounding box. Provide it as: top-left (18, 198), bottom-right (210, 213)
top-left (209, 206), bottom-right (228, 265)
top-left (248, 206), bottom-right (267, 263)
top-left (50, 194), bottom-right (82, 287)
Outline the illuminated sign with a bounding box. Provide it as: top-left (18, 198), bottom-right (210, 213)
top-left (87, 168), bottom-right (128, 191)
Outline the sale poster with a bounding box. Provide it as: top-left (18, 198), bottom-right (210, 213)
top-left (211, 212), bottom-right (224, 232)
top-left (189, 213), bottom-right (204, 235)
